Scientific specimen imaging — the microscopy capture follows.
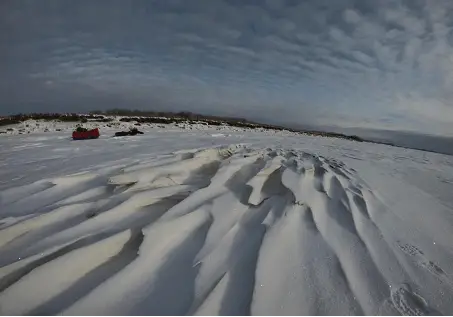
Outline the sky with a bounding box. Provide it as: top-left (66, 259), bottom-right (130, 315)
top-left (2, 0), bottom-right (453, 136)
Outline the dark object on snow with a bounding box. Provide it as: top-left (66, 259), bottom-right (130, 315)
top-left (72, 127), bottom-right (100, 140)
top-left (114, 127), bottom-right (144, 137)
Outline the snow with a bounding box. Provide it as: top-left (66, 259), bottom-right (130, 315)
top-left (0, 230), bottom-right (132, 315)
top-left (1, 119), bottom-right (453, 315)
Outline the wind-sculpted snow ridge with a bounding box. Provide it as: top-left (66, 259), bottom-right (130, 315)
top-left (0, 145), bottom-right (452, 315)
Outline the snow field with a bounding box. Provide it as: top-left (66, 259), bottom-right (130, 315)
top-left (1, 128), bottom-right (453, 315)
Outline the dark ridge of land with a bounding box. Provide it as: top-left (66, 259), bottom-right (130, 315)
top-left (6, 109), bottom-right (453, 155)
top-left (2, 110), bottom-right (451, 156)
top-left (0, 110), bottom-right (365, 143)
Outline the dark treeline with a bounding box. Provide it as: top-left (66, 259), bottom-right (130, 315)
top-left (0, 113), bottom-right (112, 126)
top-left (1, 113), bottom-right (81, 126)
top-left (91, 109), bottom-right (252, 124)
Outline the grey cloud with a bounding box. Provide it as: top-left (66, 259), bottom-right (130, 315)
top-left (352, 51), bottom-right (374, 66)
top-left (343, 9), bottom-right (361, 24)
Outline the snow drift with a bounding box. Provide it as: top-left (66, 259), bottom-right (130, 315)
top-left (1, 127), bottom-right (453, 315)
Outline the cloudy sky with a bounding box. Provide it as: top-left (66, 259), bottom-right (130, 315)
top-left (2, 0), bottom-right (453, 136)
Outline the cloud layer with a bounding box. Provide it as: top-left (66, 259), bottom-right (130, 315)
top-left (2, 0), bottom-right (453, 135)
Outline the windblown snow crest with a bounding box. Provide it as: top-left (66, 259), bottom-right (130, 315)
top-left (0, 145), bottom-right (451, 315)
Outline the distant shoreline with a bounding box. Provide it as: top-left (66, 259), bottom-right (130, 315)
top-left (2, 109), bottom-right (452, 157)
top-left (0, 110), bottom-right (365, 142)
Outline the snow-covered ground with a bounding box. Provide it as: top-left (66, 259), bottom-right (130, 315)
top-left (1, 120), bottom-right (453, 315)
